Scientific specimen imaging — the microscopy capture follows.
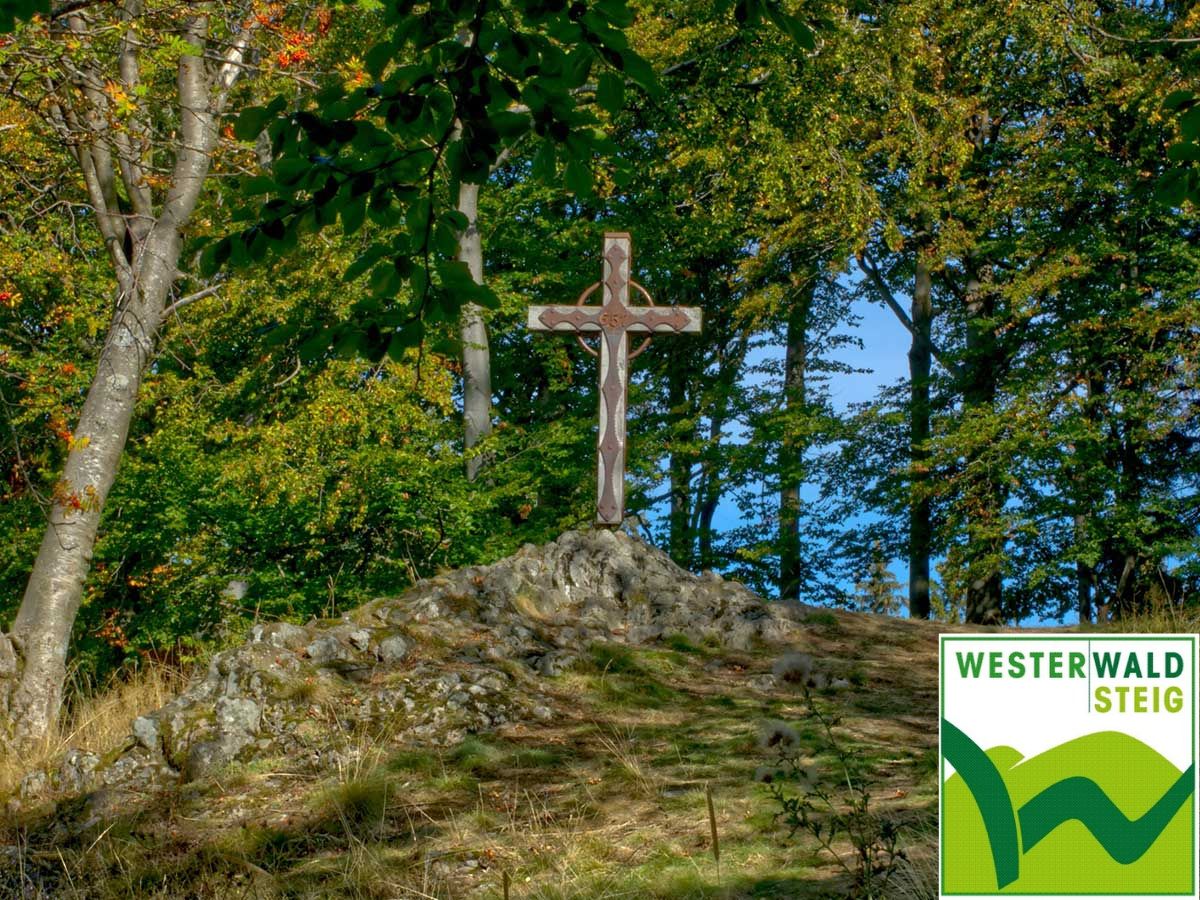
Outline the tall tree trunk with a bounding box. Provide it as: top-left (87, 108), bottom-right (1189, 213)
top-left (962, 259), bottom-right (1004, 624)
top-left (1076, 551), bottom-right (1094, 624)
top-left (0, 10), bottom-right (252, 745)
top-left (3, 284), bottom-right (164, 743)
top-left (1073, 374), bottom-right (1103, 624)
top-left (667, 358), bottom-right (694, 568)
top-left (908, 255), bottom-right (933, 618)
top-left (697, 398), bottom-right (726, 570)
top-left (456, 182), bottom-right (493, 482)
top-left (778, 283), bottom-right (813, 601)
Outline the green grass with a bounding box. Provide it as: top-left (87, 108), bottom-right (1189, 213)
top-left (662, 633), bottom-right (703, 654)
top-left (802, 611), bottom-right (840, 630)
top-left (3, 620), bottom-right (948, 899)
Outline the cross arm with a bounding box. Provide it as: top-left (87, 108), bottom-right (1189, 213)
top-left (527, 305), bottom-right (703, 333)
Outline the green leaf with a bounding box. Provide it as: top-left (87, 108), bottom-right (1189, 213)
top-left (1167, 142), bottom-right (1200, 163)
top-left (241, 175), bottom-right (277, 196)
top-left (618, 50), bottom-right (661, 97)
top-left (407, 197), bottom-right (432, 252)
top-left (1163, 90), bottom-right (1197, 112)
top-left (532, 141), bottom-right (557, 182)
top-left (1179, 106), bottom-right (1200, 141)
top-left (564, 158), bottom-right (593, 196)
top-left (365, 41), bottom-right (395, 79)
top-left (597, 72), bottom-right (625, 115)
top-left (433, 221), bottom-right (460, 257)
top-left (1155, 168), bottom-right (1190, 207)
top-left (0, 0), bottom-right (48, 33)
top-left (298, 328), bottom-right (334, 363)
top-left (734, 0), bottom-right (761, 26)
top-left (437, 259), bottom-right (485, 298)
top-left (341, 196), bottom-right (367, 236)
top-left (369, 261), bottom-right (401, 298)
top-left (594, 0), bottom-right (636, 29)
top-left (765, 4), bottom-right (815, 51)
top-left (199, 237), bottom-right (232, 277)
top-left (233, 105), bottom-right (276, 142)
top-left (261, 321), bottom-right (301, 349)
top-left (333, 329), bottom-right (369, 360)
top-left (274, 158), bottom-right (312, 187)
top-left (386, 320), bottom-right (425, 359)
top-left (439, 209), bottom-right (469, 233)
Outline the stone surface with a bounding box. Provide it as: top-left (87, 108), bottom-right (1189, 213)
top-left (10, 528), bottom-right (814, 825)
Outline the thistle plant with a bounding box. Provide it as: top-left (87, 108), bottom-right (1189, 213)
top-left (757, 654), bottom-right (904, 898)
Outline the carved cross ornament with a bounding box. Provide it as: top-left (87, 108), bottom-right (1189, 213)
top-left (526, 233), bottom-right (703, 527)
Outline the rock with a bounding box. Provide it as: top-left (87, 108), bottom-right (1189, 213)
top-left (18, 770), bottom-right (47, 799)
top-left (185, 734), bottom-right (251, 781)
top-left (306, 635), bottom-right (347, 665)
top-left (378, 635), bottom-right (409, 664)
top-left (249, 622), bottom-right (309, 651)
top-left (57, 749), bottom-right (99, 794)
top-left (132, 715), bottom-right (159, 751)
top-left (215, 697), bottom-right (260, 735)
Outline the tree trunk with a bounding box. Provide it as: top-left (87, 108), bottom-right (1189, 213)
top-left (456, 182), bottom-right (493, 482)
top-left (697, 407), bottom-right (724, 570)
top-left (1073, 374), bottom-right (1103, 624)
top-left (908, 256), bottom-right (932, 618)
top-left (0, 11), bottom-right (251, 745)
top-left (667, 358), bottom-right (694, 568)
top-left (962, 259), bottom-right (1004, 624)
top-left (1076, 552), bottom-right (1094, 624)
top-left (3, 215), bottom-right (182, 741)
top-left (778, 283), bottom-right (813, 601)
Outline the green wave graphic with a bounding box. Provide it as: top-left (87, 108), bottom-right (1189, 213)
top-left (943, 719), bottom-right (1020, 888)
top-left (944, 720), bottom-right (1195, 890)
top-left (1020, 765), bottom-right (1195, 863)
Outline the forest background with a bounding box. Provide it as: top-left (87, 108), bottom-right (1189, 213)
top-left (0, 0), bottom-right (1196, 736)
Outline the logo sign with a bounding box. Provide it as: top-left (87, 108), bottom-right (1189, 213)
top-left (940, 635), bottom-right (1198, 899)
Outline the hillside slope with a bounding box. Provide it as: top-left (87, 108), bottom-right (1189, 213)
top-left (1, 529), bottom-right (950, 898)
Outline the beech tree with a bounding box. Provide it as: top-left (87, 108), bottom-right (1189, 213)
top-left (0, 0), bottom-right (276, 744)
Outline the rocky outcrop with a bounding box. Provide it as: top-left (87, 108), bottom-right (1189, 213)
top-left (18, 528), bottom-right (811, 825)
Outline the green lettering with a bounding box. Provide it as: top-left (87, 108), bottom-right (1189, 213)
top-left (957, 652), bottom-right (985, 678)
top-left (1093, 652), bottom-right (1119, 678)
top-left (1069, 652), bottom-right (1084, 679)
top-left (1165, 687), bottom-right (1184, 713)
top-left (1166, 652), bottom-right (1184, 678)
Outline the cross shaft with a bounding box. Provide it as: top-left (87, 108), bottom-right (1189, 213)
top-left (526, 233), bottom-right (702, 526)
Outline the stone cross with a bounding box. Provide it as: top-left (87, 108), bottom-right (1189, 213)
top-left (527, 232), bottom-right (702, 527)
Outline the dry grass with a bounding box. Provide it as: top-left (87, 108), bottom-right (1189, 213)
top-left (595, 723), bottom-right (656, 798)
top-left (0, 661), bottom-right (190, 797)
top-left (4, 598), bottom-right (1196, 897)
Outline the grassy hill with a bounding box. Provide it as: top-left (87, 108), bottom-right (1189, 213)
top-left (1, 531), bottom-right (1192, 899)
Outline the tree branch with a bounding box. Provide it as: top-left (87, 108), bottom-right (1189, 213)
top-left (161, 283), bottom-right (221, 318)
top-left (114, 0), bottom-right (154, 223)
top-left (857, 253), bottom-right (962, 379)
